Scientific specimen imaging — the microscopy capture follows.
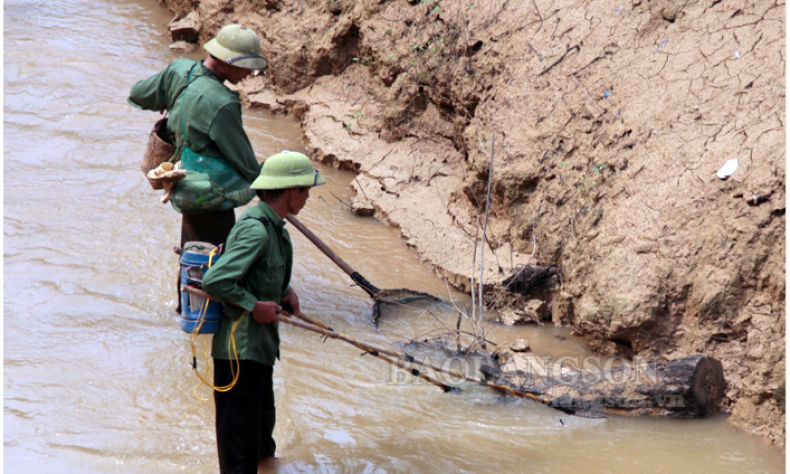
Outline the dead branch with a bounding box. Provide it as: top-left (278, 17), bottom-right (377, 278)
top-left (477, 109), bottom-right (497, 359)
top-left (470, 216), bottom-right (481, 342)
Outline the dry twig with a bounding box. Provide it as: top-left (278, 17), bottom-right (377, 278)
top-left (565, 67), bottom-right (605, 117)
top-left (471, 110), bottom-right (498, 362)
top-left (330, 191), bottom-right (353, 210)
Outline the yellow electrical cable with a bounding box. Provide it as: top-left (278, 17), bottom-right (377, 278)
top-left (188, 247), bottom-right (246, 400)
top-left (190, 312), bottom-right (247, 399)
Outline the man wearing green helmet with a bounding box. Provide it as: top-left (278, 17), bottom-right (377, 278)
top-left (202, 151), bottom-right (326, 474)
top-left (128, 24), bottom-right (267, 311)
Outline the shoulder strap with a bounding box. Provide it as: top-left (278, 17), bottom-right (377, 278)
top-left (178, 63), bottom-right (200, 148)
top-left (241, 215), bottom-right (274, 266)
top-left (242, 215), bottom-right (271, 226)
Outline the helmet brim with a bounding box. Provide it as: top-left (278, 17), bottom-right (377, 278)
top-left (204, 38), bottom-right (267, 70)
top-left (250, 171), bottom-right (326, 190)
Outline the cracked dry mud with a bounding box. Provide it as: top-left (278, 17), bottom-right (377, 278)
top-left (161, 0), bottom-right (785, 445)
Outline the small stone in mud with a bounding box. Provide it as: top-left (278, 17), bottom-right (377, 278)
top-left (498, 309), bottom-right (524, 325)
top-left (511, 338), bottom-right (531, 353)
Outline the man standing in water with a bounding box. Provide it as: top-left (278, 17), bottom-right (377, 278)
top-left (127, 23), bottom-right (266, 309)
top-left (202, 152), bottom-right (325, 473)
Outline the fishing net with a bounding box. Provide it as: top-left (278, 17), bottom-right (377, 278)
top-left (371, 288), bottom-right (450, 324)
top-left (285, 214), bottom-right (454, 325)
top-left (347, 271), bottom-right (451, 324)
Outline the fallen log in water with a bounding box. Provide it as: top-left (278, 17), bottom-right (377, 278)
top-left (480, 342), bottom-right (726, 418)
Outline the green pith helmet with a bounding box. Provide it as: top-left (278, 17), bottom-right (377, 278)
top-left (251, 151), bottom-right (327, 190)
top-left (203, 24), bottom-right (267, 70)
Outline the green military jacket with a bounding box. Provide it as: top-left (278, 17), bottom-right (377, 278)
top-left (128, 58), bottom-right (260, 183)
top-left (201, 201), bottom-right (293, 366)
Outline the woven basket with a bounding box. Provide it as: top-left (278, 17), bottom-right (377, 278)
top-left (141, 118), bottom-right (176, 190)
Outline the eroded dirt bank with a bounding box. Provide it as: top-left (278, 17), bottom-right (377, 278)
top-left (159, 0), bottom-right (785, 445)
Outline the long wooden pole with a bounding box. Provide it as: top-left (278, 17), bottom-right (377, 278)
top-left (285, 214), bottom-right (381, 298)
top-left (181, 286), bottom-right (559, 409)
top-left (285, 214), bottom-right (357, 276)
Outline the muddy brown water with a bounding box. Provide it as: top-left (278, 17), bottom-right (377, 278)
top-left (3, 0), bottom-right (785, 472)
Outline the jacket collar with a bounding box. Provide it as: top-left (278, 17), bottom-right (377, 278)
top-left (196, 60), bottom-right (221, 81)
top-left (257, 200), bottom-right (285, 228)
top-left (196, 60), bottom-right (239, 97)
